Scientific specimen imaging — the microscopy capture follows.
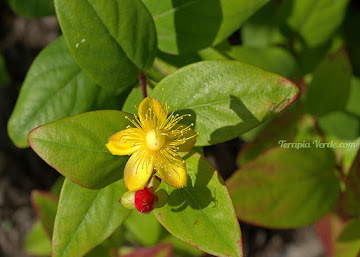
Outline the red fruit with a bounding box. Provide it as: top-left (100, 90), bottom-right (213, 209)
top-left (135, 187), bottom-right (158, 214)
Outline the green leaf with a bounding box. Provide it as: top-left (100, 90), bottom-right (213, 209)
top-left (23, 222), bottom-right (52, 256)
top-left (305, 47), bottom-right (352, 117)
top-left (121, 244), bottom-right (173, 257)
top-left (54, 0), bottom-right (157, 90)
top-left (160, 234), bottom-right (204, 256)
top-left (8, 0), bottom-right (55, 18)
top-left (7, 37), bottom-right (126, 148)
top-left (284, 0), bottom-right (350, 47)
top-left (344, 150), bottom-right (360, 217)
top-left (228, 147), bottom-right (340, 228)
top-left (154, 151), bottom-right (243, 257)
top-left (318, 111), bottom-right (360, 141)
top-left (53, 179), bottom-right (130, 257)
top-left (336, 219), bottom-right (360, 257)
top-left (237, 106), bottom-right (300, 166)
top-left (31, 190), bottom-right (58, 237)
top-left (241, 1), bottom-right (288, 48)
top-left (151, 60), bottom-right (300, 146)
top-left (143, 0), bottom-right (269, 54)
top-left (223, 46), bottom-right (300, 79)
top-left (347, 77), bottom-right (360, 117)
top-left (28, 110), bottom-right (131, 189)
top-left (124, 212), bottom-right (162, 246)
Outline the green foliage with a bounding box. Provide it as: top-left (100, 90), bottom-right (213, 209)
top-left (152, 60), bottom-right (300, 146)
top-left (8, 0), bottom-right (55, 18)
top-left (28, 111), bottom-right (131, 189)
top-left (8, 37), bottom-right (125, 148)
top-left (228, 147), bottom-right (340, 228)
top-left (7, 0), bottom-right (360, 255)
top-left (53, 179), bottom-right (130, 257)
top-left (142, 0), bottom-right (270, 54)
top-left (305, 47), bottom-right (352, 116)
top-left (154, 151), bottom-right (242, 257)
top-left (54, 0), bottom-right (157, 90)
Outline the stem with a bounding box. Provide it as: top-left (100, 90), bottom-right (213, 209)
top-left (140, 73), bottom-right (147, 99)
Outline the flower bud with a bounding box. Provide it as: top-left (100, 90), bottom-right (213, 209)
top-left (119, 191), bottom-right (135, 209)
top-left (135, 187), bottom-right (158, 214)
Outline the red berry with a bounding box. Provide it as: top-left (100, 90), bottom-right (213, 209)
top-left (135, 187), bottom-right (158, 214)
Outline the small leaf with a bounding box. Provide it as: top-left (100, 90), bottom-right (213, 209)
top-left (23, 222), bottom-right (52, 256)
top-left (344, 150), bottom-right (360, 217)
top-left (124, 212), bottom-right (162, 246)
top-left (284, 0), bottom-right (350, 47)
top-left (7, 37), bottom-right (125, 148)
top-left (241, 1), bottom-right (287, 48)
top-left (151, 60), bottom-right (300, 146)
top-left (346, 77), bottom-right (360, 117)
top-left (143, 0), bottom-right (269, 54)
top-left (121, 243), bottom-right (173, 257)
top-left (8, 0), bottom-right (55, 18)
top-left (28, 110), bottom-right (131, 189)
top-left (336, 219), bottom-right (360, 257)
top-left (318, 111), bottom-right (360, 140)
top-left (305, 47), bottom-right (352, 117)
top-left (54, 0), bottom-right (157, 90)
top-left (223, 46), bottom-right (300, 79)
top-left (31, 190), bottom-right (58, 237)
top-left (228, 147), bottom-right (340, 228)
top-left (154, 151), bottom-right (243, 257)
top-left (53, 179), bottom-right (130, 257)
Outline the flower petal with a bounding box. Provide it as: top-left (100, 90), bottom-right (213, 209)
top-left (171, 124), bottom-right (197, 152)
top-left (106, 128), bottom-right (143, 156)
top-left (155, 153), bottom-right (187, 188)
top-left (124, 150), bottom-right (154, 192)
top-left (138, 97), bottom-right (167, 129)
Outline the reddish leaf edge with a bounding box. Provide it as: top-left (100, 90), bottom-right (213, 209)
top-left (227, 146), bottom-right (340, 229)
top-left (27, 110), bottom-right (130, 190)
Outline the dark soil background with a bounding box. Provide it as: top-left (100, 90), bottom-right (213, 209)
top-left (0, 3), bottom-right (326, 257)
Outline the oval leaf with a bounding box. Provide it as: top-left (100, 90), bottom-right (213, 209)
top-left (284, 0), bottom-right (349, 47)
top-left (151, 60), bottom-right (300, 146)
top-left (227, 147), bottom-right (340, 228)
top-left (31, 190), bottom-right (58, 237)
top-left (154, 151), bottom-right (243, 257)
top-left (54, 0), bottom-right (157, 90)
top-left (23, 222), bottom-right (52, 256)
top-left (53, 179), bottom-right (130, 257)
top-left (28, 110), bottom-right (131, 189)
top-left (143, 0), bottom-right (269, 54)
top-left (7, 37), bottom-right (124, 148)
top-left (305, 47), bottom-right (352, 117)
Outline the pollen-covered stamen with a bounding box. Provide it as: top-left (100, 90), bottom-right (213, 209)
top-left (146, 129), bottom-right (166, 150)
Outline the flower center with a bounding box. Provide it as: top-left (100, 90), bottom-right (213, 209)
top-left (146, 129), bottom-right (165, 150)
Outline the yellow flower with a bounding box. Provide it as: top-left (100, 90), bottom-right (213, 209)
top-left (106, 97), bottom-right (198, 192)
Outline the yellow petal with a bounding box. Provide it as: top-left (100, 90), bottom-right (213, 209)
top-left (124, 150), bottom-right (154, 192)
top-left (171, 124), bottom-right (197, 152)
top-left (155, 153), bottom-right (187, 188)
top-left (106, 128), bottom-right (143, 156)
top-left (138, 97), bottom-right (167, 128)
